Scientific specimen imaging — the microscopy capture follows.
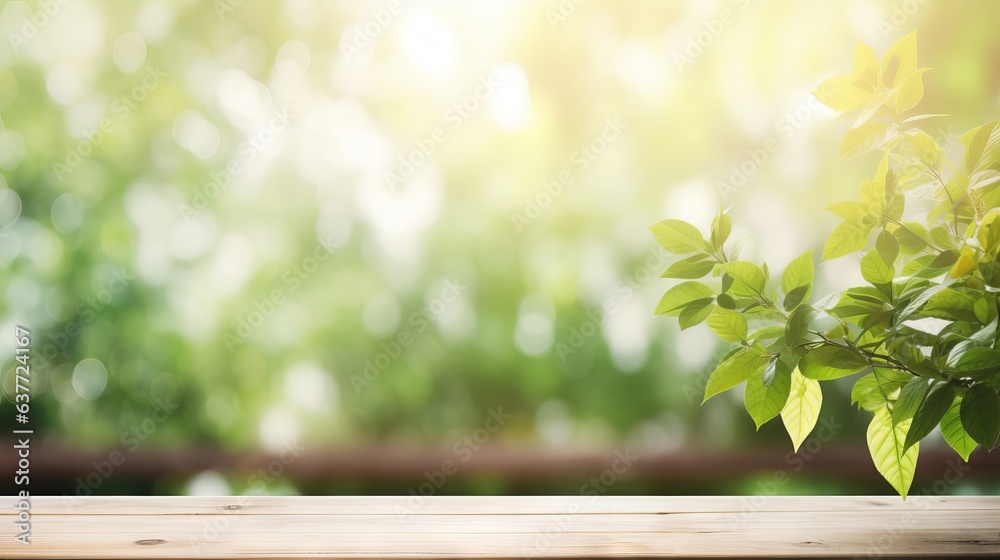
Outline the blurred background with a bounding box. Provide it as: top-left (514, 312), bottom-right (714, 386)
top-left (0, 0), bottom-right (998, 497)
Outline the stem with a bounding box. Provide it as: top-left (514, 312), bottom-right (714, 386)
top-left (886, 218), bottom-right (946, 253)
top-left (812, 332), bottom-right (918, 377)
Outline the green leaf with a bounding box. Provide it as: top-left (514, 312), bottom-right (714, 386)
top-left (867, 405), bottom-right (919, 498)
top-left (745, 359), bottom-right (792, 430)
top-left (875, 229), bottom-right (900, 265)
top-left (979, 259), bottom-right (1000, 289)
top-left (897, 284), bottom-right (947, 322)
top-left (941, 396), bottom-right (978, 462)
top-left (703, 345), bottom-right (769, 403)
top-left (716, 293), bottom-right (736, 309)
top-left (748, 324), bottom-right (786, 344)
top-left (861, 249), bottom-right (895, 285)
top-left (780, 367), bottom-right (823, 452)
top-left (903, 382), bottom-right (955, 452)
top-left (953, 348), bottom-right (1000, 377)
top-left (782, 285), bottom-right (810, 312)
top-left (900, 129), bottom-right (944, 171)
top-left (974, 298), bottom-right (990, 323)
top-left (927, 249), bottom-right (960, 270)
top-left (923, 288), bottom-right (980, 322)
top-left (655, 282), bottom-right (715, 316)
top-left (784, 304), bottom-right (818, 348)
top-left (960, 385), bottom-right (1000, 450)
top-left (828, 288), bottom-right (886, 320)
top-left (678, 300), bottom-right (715, 330)
top-left (947, 318), bottom-right (999, 366)
top-left (852, 369), bottom-right (911, 412)
top-left (781, 250), bottom-right (814, 292)
top-left (649, 220), bottom-right (709, 254)
top-left (719, 261), bottom-right (767, 296)
top-left (841, 121), bottom-right (897, 161)
top-left (661, 254), bottom-right (716, 279)
top-left (929, 224), bottom-right (957, 250)
top-left (961, 120), bottom-right (999, 175)
top-left (710, 209), bottom-right (732, 252)
top-left (799, 345), bottom-right (869, 380)
top-left (893, 340), bottom-right (940, 377)
top-left (894, 223), bottom-right (928, 254)
top-left (891, 377), bottom-right (933, 426)
top-left (823, 221), bottom-right (869, 261)
top-left (706, 307), bottom-right (748, 342)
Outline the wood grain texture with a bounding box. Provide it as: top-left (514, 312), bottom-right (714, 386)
top-left (1, 496), bottom-right (998, 558)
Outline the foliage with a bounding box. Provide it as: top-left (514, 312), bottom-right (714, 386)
top-left (651, 32), bottom-right (1000, 498)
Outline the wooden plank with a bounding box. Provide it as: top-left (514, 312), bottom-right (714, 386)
top-left (17, 494), bottom-right (1000, 515)
top-left (0, 496), bottom-right (998, 558)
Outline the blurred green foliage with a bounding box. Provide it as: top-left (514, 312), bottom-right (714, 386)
top-left (1, 0), bottom-right (999, 494)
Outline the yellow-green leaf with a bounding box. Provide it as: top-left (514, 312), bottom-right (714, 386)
top-left (823, 221), bottom-right (869, 261)
top-left (781, 250), bottom-right (814, 295)
top-left (706, 307), bottom-right (748, 342)
top-left (780, 367), bottom-right (823, 452)
top-left (649, 220), bottom-right (708, 254)
top-left (941, 396), bottom-right (978, 462)
top-left (799, 345), bottom-right (868, 380)
top-left (813, 73), bottom-right (872, 112)
top-left (745, 360), bottom-right (792, 430)
top-left (866, 405), bottom-right (919, 498)
top-left (655, 282), bottom-right (715, 316)
top-left (841, 121), bottom-right (896, 161)
top-left (853, 40), bottom-right (880, 88)
top-left (661, 254), bottom-right (716, 279)
top-left (861, 249), bottom-right (895, 285)
top-left (718, 261), bottom-right (766, 296)
top-left (703, 345), bottom-right (768, 403)
top-left (881, 31), bottom-right (917, 89)
top-left (891, 68), bottom-right (929, 113)
top-left (901, 130), bottom-right (944, 171)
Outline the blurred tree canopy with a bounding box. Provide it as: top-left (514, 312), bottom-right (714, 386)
top-left (0, 0), bottom-right (999, 494)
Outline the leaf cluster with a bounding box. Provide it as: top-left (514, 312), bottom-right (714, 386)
top-left (651, 32), bottom-right (1000, 497)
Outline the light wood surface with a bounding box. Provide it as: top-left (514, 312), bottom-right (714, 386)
top-left (1, 496), bottom-right (998, 558)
